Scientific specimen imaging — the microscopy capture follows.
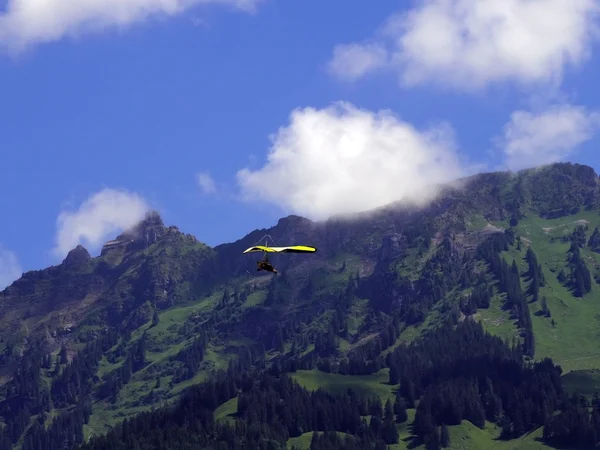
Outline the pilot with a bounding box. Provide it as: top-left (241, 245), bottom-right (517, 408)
top-left (257, 255), bottom-right (278, 273)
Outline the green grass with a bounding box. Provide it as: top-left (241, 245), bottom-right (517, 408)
top-left (510, 213), bottom-right (600, 372)
top-left (84, 401), bottom-right (125, 439)
top-left (306, 256), bottom-right (363, 299)
top-left (96, 356), bottom-right (123, 378)
top-left (438, 421), bottom-right (547, 450)
top-left (84, 292), bottom-right (233, 440)
top-left (144, 294), bottom-right (218, 340)
top-left (476, 293), bottom-right (520, 343)
top-left (287, 431), bottom-right (352, 449)
top-left (562, 369), bottom-right (600, 399)
top-left (244, 290), bottom-right (266, 308)
top-left (285, 413), bottom-right (554, 450)
top-left (287, 432), bottom-right (314, 450)
top-left (291, 368), bottom-right (396, 404)
top-left (388, 419), bottom-right (550, 450)
top-left (391, 307), bottom-right (445, 351)
top-left (214, 397), bottom-right (238, 425)
top-left (346, 298), bottom-right (369, 336)
top-left (385, 409), bottom-right (417, 449)
top-left (466, 214), bottom-right (492, 232)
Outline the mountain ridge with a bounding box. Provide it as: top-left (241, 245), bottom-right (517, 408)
top-left (4, 161), bottom-right (597, 290)
top-left (2, 161), bottom-right (600, 449)
top-left (2, 161), bottom-right (599, 362)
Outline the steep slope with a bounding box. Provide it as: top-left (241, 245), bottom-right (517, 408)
top-left (1, 162), bottom-right (600, 450)
top-left (0, 212), bottom-right (215, 360)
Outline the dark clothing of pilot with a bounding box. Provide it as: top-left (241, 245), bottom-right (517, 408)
top-left (257, 257), bottom-right (277, 273)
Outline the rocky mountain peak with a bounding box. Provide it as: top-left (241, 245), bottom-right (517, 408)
top-left (274, 215), bottom-right (316, 240)
top-left (62, 244), bottom-right (91, 268)
top-left (116, 210), bottom-right (166, 246)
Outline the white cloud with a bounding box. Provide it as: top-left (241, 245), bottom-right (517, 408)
top-left (236, 101), bottom-right (470, 221)
top-left (197, 171), bottom-right (217, 194)
top-left (53, 188), bottom-right (150, 258)
top-left (0, 244), bottom-right (22, 290)
top-left (498, 104), bottom-right (600, 171)
top-left (0, 0), bottom-right (262, 51)
top-left (327, 42), bottom-right (388, 82)
top-left (328, 0), bottom-right (600, 91)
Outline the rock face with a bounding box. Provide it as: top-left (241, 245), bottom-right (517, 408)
top-left (101, 211), bottom-right (168, 256)
top-left (117, 210), bottom-right (166, 247)
top-left (276, 215), bottom-right (315, 237)
top-left (378, 233), bottom-right (407, 262)
top-left (62, 245), bottom-right (91, 268)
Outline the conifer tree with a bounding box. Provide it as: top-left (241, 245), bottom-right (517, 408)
top-left (440, 424), bottom-right (450, 448)
top-left (394, 393), bottom-right (408, 423)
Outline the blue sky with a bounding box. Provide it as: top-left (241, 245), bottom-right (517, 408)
top-left (1, 0), bottom-right (600, 288)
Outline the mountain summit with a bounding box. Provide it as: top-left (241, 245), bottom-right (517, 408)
top-left (62, 245), bottom-right (91, 268)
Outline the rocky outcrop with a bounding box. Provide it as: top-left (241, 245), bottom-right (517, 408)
top-left (62, 245), bottom-right (91, 269)
top-left (117, 210), bottom-right (166, 247)
top-left (378, 233), bottom-right (407, 262)
top-left (100, 211), bottom-right (169, 256)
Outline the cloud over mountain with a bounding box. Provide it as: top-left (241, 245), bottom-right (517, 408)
top-left (0, 244), bottom-right (22, 290)
top-left (498, 104), bottom-right (600, 171)
top-left (236, 101), bottom-right (469, 220)
top-left (53, 188), bottom-right (150, 258)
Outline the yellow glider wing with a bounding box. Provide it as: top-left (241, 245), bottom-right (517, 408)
top-left (242, 245), bottom-right (317, 254)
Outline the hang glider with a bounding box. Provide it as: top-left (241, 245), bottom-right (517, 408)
top-left (242, 245), bottom-right (317, 254)
top-left (242, 236), bottom-right (317, 275)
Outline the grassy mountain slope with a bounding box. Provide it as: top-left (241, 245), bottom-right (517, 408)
top-left (1, 162), bottom-right (600, 449)
top-left (495, 211), bottom-right (600, 372)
